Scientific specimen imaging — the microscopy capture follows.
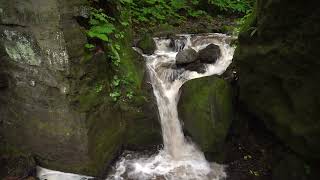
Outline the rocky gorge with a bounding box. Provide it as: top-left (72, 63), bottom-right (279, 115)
top-left (0, 0), bottom-right (319, 180)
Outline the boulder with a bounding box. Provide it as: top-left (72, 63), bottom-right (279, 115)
top-left (178, 76), bottom-right (233, 161)
top-left (198, 44), bottom-right (221, 63)
top-left (234, 0), bottom-right (320, 160)
top-left (184, 62), bottom-right (206, 74)
top-left (175, 48), bottom-right (198, 65)
top-left (136, 34), bottom-right (156, 55)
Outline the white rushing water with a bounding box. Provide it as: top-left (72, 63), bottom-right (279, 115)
top-left (107, 33), bottom-right (235, 180)
top-left (37, 33), bottom-right (235, 180)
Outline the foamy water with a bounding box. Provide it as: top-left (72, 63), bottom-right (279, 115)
top-left (107, 33), bottom-right (235, 180)
top-left (37, 33), bottom-right (235, 180)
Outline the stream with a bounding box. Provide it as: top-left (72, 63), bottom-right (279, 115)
top-left (37, 33), bottom-right (235, 180)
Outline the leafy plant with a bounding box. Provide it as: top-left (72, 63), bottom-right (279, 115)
top-left (95, 84), bottom-right (103, 93)
top-left (110, 91), bottom-right (121, 101)
top-left (208, 0), bottom-right (253, 13)
top-left (86, 6), bottom-right (136, 102)
top-left (86, 0), bottom-right (255, 102)
top-left (87, 8), bottom-right (116, 42)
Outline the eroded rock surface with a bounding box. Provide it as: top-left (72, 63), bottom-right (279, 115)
top-left (0, 0), bottom-right (161, 177)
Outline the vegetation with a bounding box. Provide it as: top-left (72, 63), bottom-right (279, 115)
top-left (209, 0), bottom-right (254, 14)
top-left (85, 0), bottom-right (255, 101)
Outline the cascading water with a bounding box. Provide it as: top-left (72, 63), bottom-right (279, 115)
top-left (37, 33), bottom-right (235, 180)
top-left (107, 33), bottom-right (235, 180)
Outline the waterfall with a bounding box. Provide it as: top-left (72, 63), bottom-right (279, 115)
top-left (108, 33), bottom-right (235, 180)
top-left (36, 33), bottom-right (235, 180)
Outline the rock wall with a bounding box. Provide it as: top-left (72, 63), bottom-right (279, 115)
top-left (0, 0), bottom-right (161, 177)
top-left (234, 0), bottom-right (320, 161)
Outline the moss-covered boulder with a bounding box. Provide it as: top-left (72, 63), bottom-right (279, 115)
top-left (234, 0), bottom-right (320, 160)
top-left (136, 34), bottom-right (156, 55)
top-left (178, 76), bottom-right (233, 160)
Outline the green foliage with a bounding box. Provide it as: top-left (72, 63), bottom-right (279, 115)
top-left (110, 75), bottom-right (135, 102)
top-left (86, 6), bottom-right (134, 102)
top-left (208, 0), bottom-right (254, 13)
top-left (95, 84), bottom-right (103, 93)
top-left (233, 7), bottom-right (256, 36)
top-left (87, 8), bottom-right (116, 42)
top-left (119, 0), bottom-right (211, 28)
top-left (85, 0), bottom-right (255, 102)
top-left (86, 8), bottom-right (123, 67)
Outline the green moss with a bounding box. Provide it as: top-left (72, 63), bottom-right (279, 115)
top-left (136, 34), bottom-right (156, 55)
top-left (86, 104), bottom-right (126, 175)
top-left (123, 102), bottom-right (162, 147)
top-left (178, 76), bottom-right (233, 160)
top-left (118, 35), bottom-right (145, 90)
top-left (234, 0), bottom-right (320, 160)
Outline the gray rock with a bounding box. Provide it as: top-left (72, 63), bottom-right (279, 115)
top-left (0, 0), bottom-right (161, 177)
top-left (198, 44), bottom-right (221, 63)
top-left (175, 48), bottom-right (198, 65)
top-left (184, 62), bottom-right (206, 74)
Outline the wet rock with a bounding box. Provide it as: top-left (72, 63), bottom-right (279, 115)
top-left (175, 48), bottom-right (198, 65)
top-left (178, 76), bottom-right (233, 159)
top-left (197, 44), bottom-right (221, 63)
top-left (137, 34), bottom-right (156, 55)
top-left (184, 62), bottom-right (206, 74)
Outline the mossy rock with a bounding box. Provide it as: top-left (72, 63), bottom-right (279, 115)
top-left (235, 0), bottom-right (320, 160)
top-left (178, 76), bottom-right (233, 161)
top-left (136, 34), bottom-right (156, 55)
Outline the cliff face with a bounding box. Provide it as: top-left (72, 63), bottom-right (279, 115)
top-left (235, 0), bottom-right (320, 160)
top-left (0, 0), bottom-right (161, 177)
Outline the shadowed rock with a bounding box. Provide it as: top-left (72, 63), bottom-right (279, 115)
top-left (175, 48), bottom-right (198, 65)
top-left (198, 44), bottom-right (221, 64)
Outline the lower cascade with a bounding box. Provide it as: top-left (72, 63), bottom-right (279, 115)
top-left (37, 33), bottom-right (235, 180)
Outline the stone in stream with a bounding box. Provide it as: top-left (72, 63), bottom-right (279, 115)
top-left (175, 48), bottom-right (207, 74)
top-left (198, 44), bottom-right (221, 63)
top-left (184, 62), bottom-right (207, 74)
top-left (136, 34), bottom-right (156, 55)
top-left (175, 48), bottom-right (198, 65)
top-left (178, 76), bottom-right (233, 162)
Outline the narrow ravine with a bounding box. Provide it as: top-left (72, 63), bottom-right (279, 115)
top-left (37, 33), bottom-right (235, 180)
